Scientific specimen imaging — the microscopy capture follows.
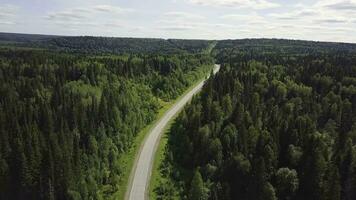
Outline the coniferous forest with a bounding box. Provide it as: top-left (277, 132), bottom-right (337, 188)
top-left (156, 40), bottom-right (356, 200)
top-left (0, 39), bottom-right (214, 199)
top-left (1, 33), bottom-right (356, 200)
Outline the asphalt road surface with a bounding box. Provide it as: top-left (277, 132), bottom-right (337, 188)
top-left (126, 64), bottom-right (220, 200)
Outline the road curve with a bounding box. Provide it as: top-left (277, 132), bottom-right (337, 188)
top-left (126, 64), bottom-right (220, 200)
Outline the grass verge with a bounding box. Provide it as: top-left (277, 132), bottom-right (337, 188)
top-left (112, 100), bottom-right (172, 200)
top-left (148, 72), bottom-right (212, 199)
top-left (148, 118), bottom-right (176, 200)
top-left (113, 67), bottom-right (212, 200)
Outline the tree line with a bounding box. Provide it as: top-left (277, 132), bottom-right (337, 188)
top-left (0, 32), bottom-right (216, 55)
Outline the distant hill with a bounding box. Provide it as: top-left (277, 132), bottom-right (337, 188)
top-left (0, 32), bottom-right (60, 44)
top-left (214, 38), bottom-right (356, 55)
top-left (1, 32), bottom-right (356, 55)
top-left (212, 38), bottom-right (356, 64)
top-left (0, 32), bottom-right (215, 54)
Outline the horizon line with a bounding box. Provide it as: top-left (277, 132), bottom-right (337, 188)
top-left (1, 31), bottom-right (355, 45)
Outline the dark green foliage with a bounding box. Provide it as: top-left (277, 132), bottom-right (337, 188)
top-left (275, 168), bottom-right (299, 200)
top-left (189, 169), bottom-right (208, 200)
top-left (0, 32), bottom-right (215, 55)
top-left (162, 41), bottom-right (356, 200)
top-left (213, 39), bottom-right (356, 65)
top-left (0, 48), bottom-right (213, 199)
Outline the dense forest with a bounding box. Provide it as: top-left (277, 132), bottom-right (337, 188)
top-left (0, 46), bottom-right (214, 199)
top-left (2, 32), bottom-right (356, 200)
top-left (156, 42), bottom-right (356, 200)
top-left (0, 32), bottom-right (215, 55)
top-left (213, 39), bottom-right (356, 60)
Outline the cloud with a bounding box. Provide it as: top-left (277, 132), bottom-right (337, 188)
top-left (280, 25), bottom-right (295, 29)
top-left (187, 0), bottom-right (280, 9)
top-left (44, 4), bottom-right (135, 29)
top-left (213, 23), bottom-right (236, 29)
top-left (159, 25), bottom-right (194, 31)
top-left (45, 11), bottom-right (86, 21)
top-left (220, 13), bottom-right (266, 26)
top-left (296, 10), bottom-right (319, 17)
top-left (157, 19), bottom-right (237, 33)
top-left (4, 0), bottom-right (356, 43)
top-left (158, 12), bottom-right (206, 32)
top-left (0, 21), bottom-right (15, 25)
top-left (157, 12), bottom-right (211, 33)
top-left (268, 9), bottom-right (319, 21)
top-left (93, 5), bottom-right (134, 13)
top-left (315, 19), bottom-right (348, 24)
top-left (45, 4), bottom-right (134, 21)
top-left (53, 21), bottom-right (99, 28)
top-left (0, 5), bottom-right (18, 17)
top-left (164, 11), bottom-right (204, 20)
top-left (268, 5), bottom-right (350, 25)
top-left (221, 13), bottom-right (262, 20)
top-left (323, 0), bottom-right (356, 10)
top-left (0, 4), bottom-right (18, 25)
top-left (268, 12), bottom-right (294, 20)
top-left (103, 22), bottom-right (124, 28)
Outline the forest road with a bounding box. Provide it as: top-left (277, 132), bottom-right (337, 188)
top-left (125, 64), bottom-right (220, 200)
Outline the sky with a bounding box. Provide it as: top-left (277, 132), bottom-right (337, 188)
top-left (0, 0), bottom-right (355, 43)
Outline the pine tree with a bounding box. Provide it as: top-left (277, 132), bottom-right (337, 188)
top-left (275, 168), bottom-right (299, 200)
top-left (189, 169), bottom-right (208, 200)
top-left (324, 164), bottom-right (341, 200)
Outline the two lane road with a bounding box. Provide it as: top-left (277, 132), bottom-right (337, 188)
top-left (126, 64), bottom-right (220, 200)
